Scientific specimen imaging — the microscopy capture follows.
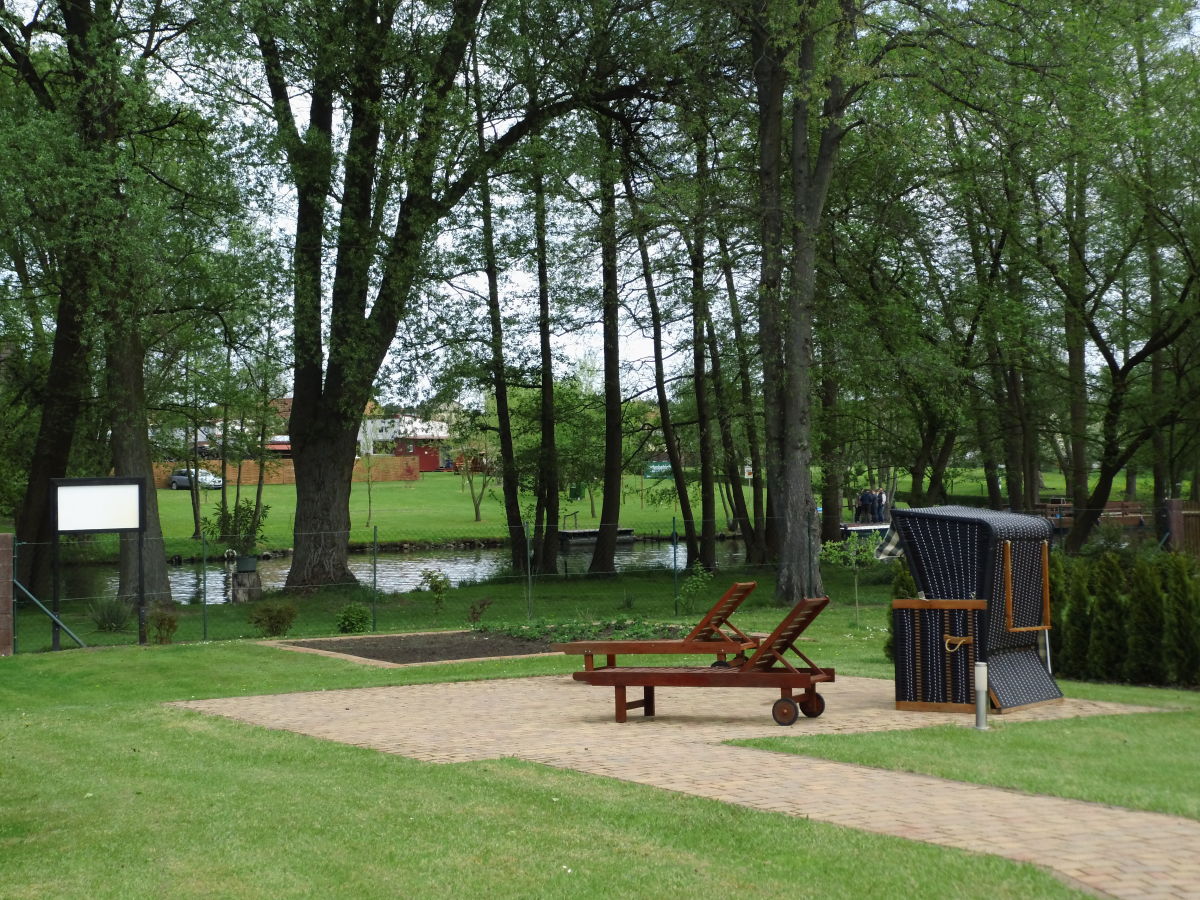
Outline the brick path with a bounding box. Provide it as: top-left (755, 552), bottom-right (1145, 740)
top-left (175, 674), bottom-right (1199, 899)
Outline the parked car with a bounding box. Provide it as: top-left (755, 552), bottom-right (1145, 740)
top-left (169, 468), bottom-right (223, 490)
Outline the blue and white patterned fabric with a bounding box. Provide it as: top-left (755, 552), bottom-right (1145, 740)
top-left (890, 506), bottom-right (1061, 711)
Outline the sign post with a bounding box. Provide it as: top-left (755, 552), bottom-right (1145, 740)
top-left (51, 477), bottom-right (147, 646)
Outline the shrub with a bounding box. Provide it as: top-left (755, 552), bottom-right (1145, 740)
top-left (88, 596), bottom-right (132, 633)
top-left (1124, 557), bottom-right (1165, 684)
top-left (1087, 552), bottom-right (1127, 681)
top-left (149, 602), bottom-right (179, 645)
top-left (678, 562), bottom-right (713, 616)
top-left (248, 601), bottom-right (298, 638)
top-left (466, 597), bottom-right (493, 625)
top-left (335, 602), bottom-right (372, 634)
top-left (1047, 550), bottom-right (1068, 663)
top-left (418, 569), bottom-right (450, 618)
top-left (1058, 558), bottom-right (1091, 679)
top-left (1161, 554), bottom-right (1200, 686)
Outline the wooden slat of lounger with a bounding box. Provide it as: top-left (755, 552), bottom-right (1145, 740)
top-left (684, 581), bottom-right (757, 641)
top-left (743, 596), bottom-right (830, 671)
top-left (573, 666), bottom-right (836, 689)
top-left (552, 638), bottom-right (756, 656)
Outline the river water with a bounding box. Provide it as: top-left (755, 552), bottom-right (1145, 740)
top-left (81, 539), bottom-right (750, 605)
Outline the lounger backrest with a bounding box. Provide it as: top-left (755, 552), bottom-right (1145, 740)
top-left (742, 596), bottom-right (829, 671)
top-left (683, 581), bottom-right (757, 642)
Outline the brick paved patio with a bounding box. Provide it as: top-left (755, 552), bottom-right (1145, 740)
top-left (175, 669), bottom-right (1199, 899)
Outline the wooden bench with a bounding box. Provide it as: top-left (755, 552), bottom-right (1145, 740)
top-left (552, 581), bottom-right (759, 669)
top-left (567, 596), bottom-right (835, 726)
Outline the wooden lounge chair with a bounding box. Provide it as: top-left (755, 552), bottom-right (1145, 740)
top-left (552, 581), bottom-right (759, 669)
top-left (569, 596), bottom-right (835, 726)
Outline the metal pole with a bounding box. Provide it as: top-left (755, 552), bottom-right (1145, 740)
top-left (201, 535), bottom-right (208, 642)
top-left (12, 540), bottom-right (19, 654)
top-left (372, 525), bottom-right (378, 631)
top-left (137, 530), bottom-right (146, 645)
top-left (525, 520), bottom-right (533, 620)
top-left (52, 535), bottom-right (60, 651)
top-left (672, 516), bottom-right (679, 615)
top-left (974, 661), bottom-right (989, 731)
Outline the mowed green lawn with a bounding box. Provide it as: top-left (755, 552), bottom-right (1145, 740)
top-left (2, 640), bottom-right (1093, 900)
top-left (153, 471), bottom-right (716, 557)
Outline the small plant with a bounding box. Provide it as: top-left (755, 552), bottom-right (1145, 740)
top-left (248, 600), bottom-right (298, 637)
top-left (149, 601), bottom-right (179, 644)
top-left (335, 601), bottom-right (372, 634)
top-left (201, 497), bottom-right (269, 557)
top-left (88, 596), bottom-right (132, 633)
top-left (677, 563), bottom-right (713, 616)
top-left (466, 597), bottom-right (493, 625)
top-left (822, 533), bottom-right (882, 625)
top-left (419, 568), bottom-right (451, 618)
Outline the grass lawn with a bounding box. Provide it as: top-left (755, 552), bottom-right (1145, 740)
top-left (13, 563), bottom-right (899, 665)
top-left (735, 682), bottom-right (1200, 820)
top-left (6, 550), bottom-right (1196, 895)
top-left (1, 641), bottom-right (1089, 899)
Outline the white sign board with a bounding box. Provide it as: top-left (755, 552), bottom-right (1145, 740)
top-left (55, 480), bottom-right (144, 533)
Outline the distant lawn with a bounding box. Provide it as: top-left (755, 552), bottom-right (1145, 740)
top-left (735, 682), bottom-right (1200, 820)
top-left (0, 641), bottom-right (1088, 899)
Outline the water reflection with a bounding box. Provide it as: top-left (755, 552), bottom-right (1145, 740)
top-left (95, 539), bottom-right (748, 605)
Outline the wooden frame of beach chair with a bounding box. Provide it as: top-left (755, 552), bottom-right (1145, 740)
top-left (569, 596), bottom-right (835, 726)
top-left (552, 581), bottom-right (759, 669)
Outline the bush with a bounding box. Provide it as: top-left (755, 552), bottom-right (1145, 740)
top-left (1087, 552), bottom-right (1127, 681)
top-left (248, 601), bottom-right (298, 638)
top-left (1161, 554), bottom-right (1200, 686)
top-left (678, 563), bottom-right (714, 616)
top-left (1124, 557), bottom-right (1165, 684)
top-left (149, 602), bottom-right (179, 645)
top-left (335, 601), bottom-right (372, 634)
top-left (418, 569), bottom-right (450, 618)
top-left (1058, 558), bottom-right (1092, 679)
top-left (88, 596), bottom-right (133, 633)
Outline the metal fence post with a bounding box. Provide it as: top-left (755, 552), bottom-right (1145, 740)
top-left (672, 516), bottom-right (679, 615)
top-left (524, 520), bottom-right (533, 620)
top-left (201, 535), bottom-right (208, 642)
top-left (372, 525), bottom-right (379, 632)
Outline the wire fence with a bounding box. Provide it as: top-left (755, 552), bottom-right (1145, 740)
top-left (7, 501), bottom-right (1185, 653)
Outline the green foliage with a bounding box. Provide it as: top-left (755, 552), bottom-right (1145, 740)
top-left (1160, 554), bottom-right (1200, 686)
top-left (201, 497), bottom-right (269, 556)
top-left (677, 562), bottom-right (714, 616)
top-left (335, 602), bottom-right (372, 635)
top-left (418, 569), bottom-right (451, 618)
top-left (247, 601), bottom-right (298, 638)
top-left (477, 618), bottom-right (682, 642)
top-left (1059, 558), bottom-right (1092, 679)
top-left (1087, 553), bottom-right (1127, 681)
top-left (149, 602), bottom-right (180, 645)
top-left (1047, 550), bottom-right (1068, 662)
top-left (1124, 558), bottom-right (1165, 684)
top-left (87, 596), bottom-right (133, 633)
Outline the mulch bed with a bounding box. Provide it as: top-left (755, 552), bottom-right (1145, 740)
top-left (287, 631), bottom-right (555, 665)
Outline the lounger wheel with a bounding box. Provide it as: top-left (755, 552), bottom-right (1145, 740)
top-left (710, 659), bottom-right (732, 668)
top-left (771, 697), bottom-right (800, 726)
top-left (800, 693), bottom-right (826, 718)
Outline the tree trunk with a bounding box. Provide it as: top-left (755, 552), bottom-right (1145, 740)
top-left (620, 157), bottom-right (699, 565)
top-left (589, 118), bottom-right (622, 574)
top-left (689, 136), bottom-right (716, 571)
top-left (717, 234), bottom-right (768, 563)
top-left (530, 167), bottom-right (560, 576)
top-left (107, 322), bottom-right (172, 627)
